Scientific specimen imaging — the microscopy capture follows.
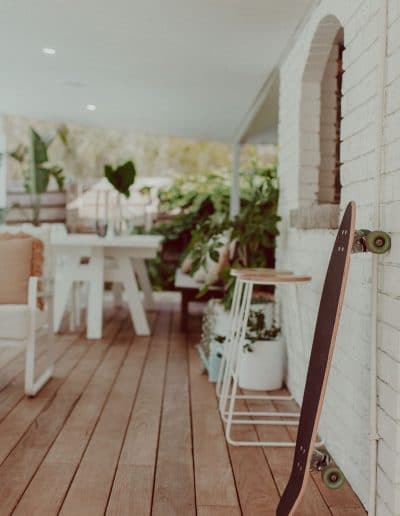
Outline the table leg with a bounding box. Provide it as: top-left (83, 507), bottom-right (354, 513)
top-left (86, 248), bottom-right (104, 339)
top-left (53, 273), bottom-right (73, 333)
top-left (181, 290), bottom-right (189, 331)
top-left (119, 255), bottom-right (150, 336)
top-left (132, 258), bottom-right (156, 310)
top-left (112, 283), bottom-right (124, 308)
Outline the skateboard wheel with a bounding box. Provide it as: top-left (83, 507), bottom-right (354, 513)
top-left (322, 465), bottom-right (345, 489)
top-left (365, 231), bottom-right (391, 254)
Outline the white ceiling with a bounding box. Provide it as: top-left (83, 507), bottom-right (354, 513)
top-left (0, 0), bottom-right (313, 142)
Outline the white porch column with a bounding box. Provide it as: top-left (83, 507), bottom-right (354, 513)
top-left (230, 143), bottom-right (240, 219)
top-left (0, 116), bottom-right (7, 216)
top-left (0, 120), bottom-right (6, 211)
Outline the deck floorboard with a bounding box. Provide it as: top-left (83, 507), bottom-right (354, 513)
top-left (0, 302), bottom-right (366, 516)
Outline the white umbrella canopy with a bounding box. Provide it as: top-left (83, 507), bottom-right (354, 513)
top-left (0, 0), bottom-right (314, 142)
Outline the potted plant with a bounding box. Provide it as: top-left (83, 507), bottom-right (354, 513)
top-left (179, 164), bottom-right (280, 302)
top-left (238, 305), bottom-right (283, 390)
top-left (197, 299), bottom-right (230, 382)
top-left (9, 128), bottom-right (65, 226)
top-left (104, 160), bottom-right (136, 233)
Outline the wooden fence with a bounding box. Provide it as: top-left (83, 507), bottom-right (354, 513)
top-left (6, 188), bottom-right (66, 224)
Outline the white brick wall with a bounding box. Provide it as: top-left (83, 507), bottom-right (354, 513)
top-left (277, 0), bottom-right (400, 513)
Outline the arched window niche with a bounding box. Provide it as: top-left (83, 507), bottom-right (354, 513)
top-left (290, 15), bottom-right (344, 230)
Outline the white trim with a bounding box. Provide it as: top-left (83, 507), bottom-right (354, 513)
top-left (369, 1), bottom-right (388, 514)
top-left (230, 144), bottom-right (241, 219)
top-left (0, 121), bottom-right (7, 209)
top-left (234, 70), bottom-right (279, 144)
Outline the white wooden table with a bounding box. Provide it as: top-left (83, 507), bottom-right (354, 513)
top-left (51, 233), bottom-right (163, 339)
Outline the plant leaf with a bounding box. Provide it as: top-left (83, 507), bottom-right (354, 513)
top-left (34, 167), bottom-right (50, 193)
top-left (31, 128), bottom-right (48, 165)
top-left (196, 283), bottom-right (210, 298)
top-left (57, 124), bottom-right (69, 145)
top-left (47, 165), bottom-right (65, 191)
top-left (9, 144), bottom-right (28, 163)
top-left (105, 160), bottom-right (136, 197)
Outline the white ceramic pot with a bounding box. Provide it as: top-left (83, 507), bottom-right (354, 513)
top-left (238, 338), bottom-right (284, 390)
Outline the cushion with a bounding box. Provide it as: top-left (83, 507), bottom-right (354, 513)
top-left (0, 225), bottom-right (48, 274)
top-left (21, 225), bottom-right (52, 278)
top-left (1, 231), bottom-right (44, 276)
top-left (0, 237), bottom-right (33, 304)
top-left (0, 232), bottom-right (45, 308)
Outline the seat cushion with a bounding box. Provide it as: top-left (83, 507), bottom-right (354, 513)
top-left (0, 231), bottom-right (45, 308)
top-left (0, 237), bottom-right (33, 304)
top-left (0, 304), bottom-right (47, 340)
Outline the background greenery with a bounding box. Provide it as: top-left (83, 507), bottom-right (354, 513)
top-left (149, 162), bottom-right (280, 306)
top-left (5, 115), bottom-right (276, 182)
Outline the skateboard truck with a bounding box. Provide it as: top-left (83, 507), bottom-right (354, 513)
top-left (311, 449), bottom-right (345, 490)
top-left (352, 229), bottom-right (391, 254)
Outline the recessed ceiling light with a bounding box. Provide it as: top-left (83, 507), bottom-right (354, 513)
top-left (86, 104), bottom-right (97, 111)
top-left (42, 47), bottom-right (56, 55)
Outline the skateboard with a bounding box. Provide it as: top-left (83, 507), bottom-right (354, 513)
top-left (276, 201), bottom-right (391, 516)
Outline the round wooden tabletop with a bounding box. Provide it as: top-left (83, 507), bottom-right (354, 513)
top-left (236, 271), bottom-right (312, 284)
top-left (230, 267), bottom-right (293, 277)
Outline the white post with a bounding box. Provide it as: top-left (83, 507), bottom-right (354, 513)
top-left (0, 119), bottom-right (7, 211)
top-left (230, 143), bottom-right (240, 219)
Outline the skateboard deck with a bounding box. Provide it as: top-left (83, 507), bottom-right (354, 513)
top-left (276, 201), bottom-right (356, 516)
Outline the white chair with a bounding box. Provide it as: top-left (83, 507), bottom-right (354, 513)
top-left (0, 229), bottom-right (54, 396)
top-left (48, 224), bottom-right (82, 331)
top-left (1, 224), bottom-right (81, 332)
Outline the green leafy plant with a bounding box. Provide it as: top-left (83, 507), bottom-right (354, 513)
top-left (243, 308), bottom-right (281, 352)
top-left (213, 304), bottom-right (280, 353)
top-left (148, 162), bottom-right (279, 294)
top-left (182, 163), bottom-right (280, 306)
top-left (184, 213), bottom-right (231, 276)
top-left (104, 160), bottom-right (136, 198)
top-left (232, 165), bottom-right (280, 267)
top-left (147, 171), bottom-right (231, 289)
top-left (139, 185), bottom-right (152, 200)
top-left (9, 128), bottom-right (65, 225)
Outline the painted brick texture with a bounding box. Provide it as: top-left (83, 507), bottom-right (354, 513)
top-left (277, 0), bottom-right (400, 513)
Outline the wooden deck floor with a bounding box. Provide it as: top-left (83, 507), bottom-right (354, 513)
top-left (0, 302), bottom-right (366, 516)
